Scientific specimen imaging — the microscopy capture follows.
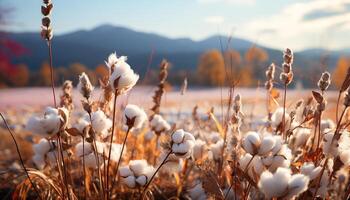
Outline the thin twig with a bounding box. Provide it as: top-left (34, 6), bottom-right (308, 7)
top-left (106, 90), bottom-right (118, 199)
top-left (48, 41), bottom-right (57, 107)
top-left (140, 150), bottom-right (172, 199)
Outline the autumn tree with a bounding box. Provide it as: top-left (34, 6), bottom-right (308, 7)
top-left (197, 50), bottom-right (225, 86)
top-left (95, 64), bottom-right (109, 79)
top-left (11, 64), bottom-right (29, 86)
top-left (40, 62), bottom-right (52, 86)
top-left (244, 46), bottom-right (268, 80)
top-left (333, 56), bottom-right (350, 88)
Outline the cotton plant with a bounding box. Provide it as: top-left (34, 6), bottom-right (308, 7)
top-left (323, 129), bottom-right (350, 166)
top-left (108, 55), bottom-right (139, 94)
top-left (241, 131), bottom-right (277, 156)
top-left (149, 114), bottom-right (171, 135)
top-left (26, 106), bottom-right (69, 136)
top-left (123, 104), bottom-right (148, 131)
top-left (32, 138), bottom-right (52, 169)
top-left (119, 159), bottom-right (155, 188)
top-left (258, 167), bottom-right (309, 199)
top-left (192, 139), bottom-right (206, 161)
top-left (271, 107), bottom-right (291, 130)
top-left (209, 139), bottom-right (224, 161)
top-left (171, 129), bottom-right (196, 158)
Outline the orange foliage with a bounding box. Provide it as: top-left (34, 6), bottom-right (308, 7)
top-left (197, 49), bottom-right (225, 86)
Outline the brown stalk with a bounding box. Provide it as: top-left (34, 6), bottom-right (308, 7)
top-left (282, 84), bottom-right (287, 138)
top-left (0, 113), bottom-right (43, 200)
top-left (106, 89), bottom-right (118, 199)
top-left (48, 40), bottom-right (57, 107)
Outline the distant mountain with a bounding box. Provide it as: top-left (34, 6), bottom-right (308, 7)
top-left (6, 24), bottom-right (350, 75)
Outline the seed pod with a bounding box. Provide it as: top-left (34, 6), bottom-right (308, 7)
top-left (42, 17), bottom-right (51, 27)
top-left (41, 4), bottom-right (53, 16)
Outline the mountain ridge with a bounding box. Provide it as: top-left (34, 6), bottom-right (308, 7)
top-left (6, 24), bottom-right (348, 74)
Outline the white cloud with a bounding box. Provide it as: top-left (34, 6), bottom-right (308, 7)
top-left (197, 0), bottom-right (256, 6)
top-left (237, 0), bottom-right (350, 50)
top-left (204, 16), bottom-right (225, 25)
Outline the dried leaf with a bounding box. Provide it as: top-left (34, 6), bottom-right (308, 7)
top-left (312, 91), bottom-right (324, 104)
top-left (66, 127), bottom-right (83, 137)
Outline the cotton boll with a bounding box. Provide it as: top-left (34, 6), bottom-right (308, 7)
top-left (26, 116), bottom-right (46, 135)
top-left (108, 143), bottom-right (124, 162)
top-left (109, 56), bottom-right (139, 94)
top-left (74, 117), bottom-right (90, 134)
top-left (258, 168), bottom-right (291, 199)
top-left (188, 183), bottom-right (207, 200)
top-left (293, 127), bottom-right (311, 147)
top-left (184, 132), bottom-right (195, 142)
top-left (159, 152), bottom-right (182, 173)
top-left (262, 155), bottom-right (273, 166)
top-left (339, 150), bottom-right (350, 166)
top-left (129, 159), bottom-right (148, 176)
top-left (172, 141), bottom-right (192, 158)
top-left (143, 166), bottom-right (155, 180)
top-left (119, 166), bottom-right (133, 177)
top-left (150, 114), bottom-right (171, 133)
top-left (271, 135), bottom-right (283, 155)
top-left (268, 145), bottom-right (292, 171)
top-left (242, 131), bottom-right (261, 155)
top-left (123, 104), bottom-right (147, 129)
top-left (105, 52), bottom-right (118, 69)
top-left (258, 136), bottom-right (276, 155)
top-left (41, 113), bottom-right (61, 134)
top-left (323, 131), bottom-right (338, 156)
top-left (286, 174), bottom-right (309, 199)
top-left (136, 175), bottom-right (147, 186)
top-left (271, 107), bottom-right (290, 128)
top-left (85, 153), bottom-right (97, 168)
top-left (32, 154), bottom-right (46, 170)
top-left (44, 106), bottom-right (58, 115)
top-left (209, 132), bottom-right (221, 143)
top-left (239, 153), bottom-right (265, 179)
top-left (338, 131), bottom-right (350, 154)
top-left (320, 119), bottom-right (335, 133)
top-left (26, 107), bottom-right (63, 136)
top-left (209, 139), bottom-right (224, 161)
top-left (33, 138), bottom-right (51, 155)
top-left (172, 129), bottom-right (185, 143)
top-left (171, 130), bottom-right (195, 158)
top-left (301, 162), bottom-right (322, 180)
top-left (94, 141), bottom-right (106, 154)
top-left (123, 175), bottom-right (136, 188)
top-left (193, 139), bottom-right (206, 160)
top-left (91, 110), bottom-right (112, 136)
top-left (75, 141), bottom-right (92, 157)
top-left (144, 131), bottom-right (155, 141)
top-left (239, 153), bottom-right (254, 171)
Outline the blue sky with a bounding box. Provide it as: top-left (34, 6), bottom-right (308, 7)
top-left (1, 0), bottom-right (350, 51)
